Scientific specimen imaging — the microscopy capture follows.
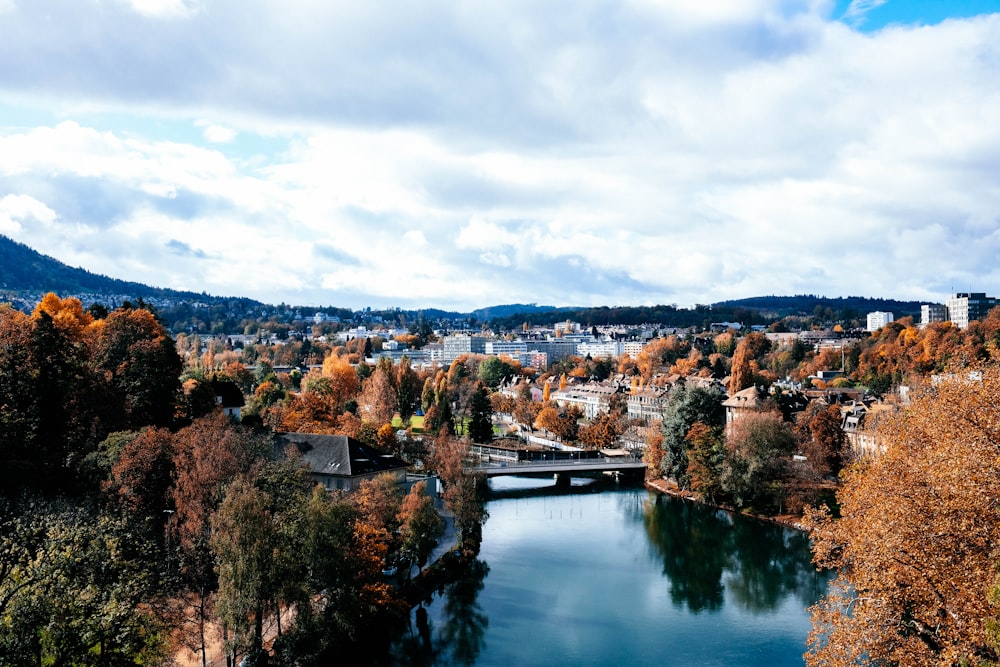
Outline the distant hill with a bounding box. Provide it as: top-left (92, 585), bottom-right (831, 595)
top-left (0, 234), bottom-right (209, 301)
top-left (713, 294), bottom-right (926, 318)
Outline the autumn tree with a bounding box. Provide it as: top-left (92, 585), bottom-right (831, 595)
top-left (729, 332), bottom-right (771, 394)
top-left (534, 405), bottom-right (579, 441)
top-left (797, 403), bottom-right (847, 477)
top-left (358, 359), bottom-right (397, 427)
top-left (805, 367), bottom-right (1000, 666)
top-left (643, 420), bottom-right (665, 478)
top-left (429, 436), bottom-right (488, 544)
top-left (91, 306), bottom-right (183, 430)
top-left (397, 481), bottom-right (444, 572)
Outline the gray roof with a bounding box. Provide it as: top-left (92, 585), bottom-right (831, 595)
top-left (274, 432), bottom-right (407, 478)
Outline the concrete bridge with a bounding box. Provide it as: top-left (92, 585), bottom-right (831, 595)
top-left (467, 457), bottom-right (647, 483)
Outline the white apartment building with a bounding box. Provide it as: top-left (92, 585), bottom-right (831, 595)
top-left (866, 311), bottom-right (894, 332)
top-left (576, 340), bottom-right (624, 359)
top-left (485, 340), bottom-right (528, 356)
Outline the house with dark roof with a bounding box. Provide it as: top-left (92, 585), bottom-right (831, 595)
top-left (211, 379), bottom-right (245, 420)
top-left (274, 433), bottom-right (408, 492)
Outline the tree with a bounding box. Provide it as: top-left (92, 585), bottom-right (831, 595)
top-left (394, 356), bottom-right (422, 419)
top-left (397, 481), bottom-right (444, 572)
top-left (729, 332), bottom-right (771, 394)
top-left (659, 385), bottom-right (725, 487)
top-left (805, 368), bottom-right (1000, 666)
top-left (91, 306), bottom-right (182, 430)
top-left (720, 411), bottom-right (795, 511)
top-left (685, 422), bottom-right (726, 502)
top-left (430, 436), bottom-right (488, 544)
top-left (478, 356), bottom-right (515, 389)
top-left (211, 477), bottom-right (278, 659)
top-left (534, 406), bottom-right (578, 441)
top-left (467, 382), bottom-right (494, 444)
top-left (358, 362), bottom-right (396, 427)
top-left (798, 403), bottom-right (847, 477)
top-left (0, 499), bottom-right (166, 666)
top-left (643, 420), bottom-right (665, 478)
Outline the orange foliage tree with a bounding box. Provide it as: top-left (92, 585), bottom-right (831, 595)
top-left (805, 367), bottom-right (1000, 666)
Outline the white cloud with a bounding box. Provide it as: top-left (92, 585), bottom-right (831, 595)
top-left (198, 123), bottom-right (237, 144)
top-left (0, 3), bottom-right (999, 309)
top-left (0, 194), bottom-right (57, 234)
top-left (122, 0), bottom-right (199, 19)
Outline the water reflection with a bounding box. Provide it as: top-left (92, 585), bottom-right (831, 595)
top-left (641, 494), bottom-right (827, 614)
top-left (393, 560), bottom-right (490, 667)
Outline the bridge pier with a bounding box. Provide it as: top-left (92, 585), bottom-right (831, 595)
top-left (553, 473), bottom-right (570, 489)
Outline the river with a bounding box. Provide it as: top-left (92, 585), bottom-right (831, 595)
top-left (390, 476), bottom-right (829, 666)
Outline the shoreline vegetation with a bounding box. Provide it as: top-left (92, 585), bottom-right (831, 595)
top-left (644, 477), bottom-right (809, 531)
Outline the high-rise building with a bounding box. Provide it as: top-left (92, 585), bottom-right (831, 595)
top-left (945, 292), bottom-right (1000, 329)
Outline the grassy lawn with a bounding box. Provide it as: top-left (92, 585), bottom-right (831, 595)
top-left (391, 414), bottom-right (425, 431)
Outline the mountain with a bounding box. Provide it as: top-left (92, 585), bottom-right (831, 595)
top-left (0, 234), bottom-right (209, 301)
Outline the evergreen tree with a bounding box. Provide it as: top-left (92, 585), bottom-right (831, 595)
top-left (467, 382), bottom-right (494, 444)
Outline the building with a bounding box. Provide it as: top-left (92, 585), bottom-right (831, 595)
top-left (442, 334), bottom-right (488, 360)
top-left (485, 340), bottom-right (528, 356)
top-left (625, 386), bottom-right (670, 422)
top-left (274, 433), bottom-right (408, 492)
top-left (920, 303), bottom-right (948, 327)
top-left (945, 292), bottom-right (1000, 329)
top-left (529, 339), bottom-right (578, 364)
top-left (721, 386), bottom-right (768, 437)
top-left (576, 340), bottom-right (624, 359)
top-left (211, 379), bottom-right (245, 420)
top-left (551, 382), bottom-right (619, 420)
top-left (866, 311), bottom-right (894, 332)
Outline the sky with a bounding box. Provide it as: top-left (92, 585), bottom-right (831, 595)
top-left (1, 0), bottom-right (999, 312)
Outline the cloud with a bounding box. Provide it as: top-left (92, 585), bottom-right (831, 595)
top-left (843, 0), bottom-right (889, 25)
top-left (165, 238), bottom-right (207, 258)
top-left (0, 194), bottom-right (57, 234)
top-left (121, 0), bottom-right (200, 19)
top-left (0, 3), bottom-right (998, 310)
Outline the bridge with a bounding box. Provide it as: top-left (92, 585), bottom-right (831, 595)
top-left (467, 457), bottom-right (647, 479)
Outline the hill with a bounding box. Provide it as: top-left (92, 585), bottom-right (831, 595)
top-left (0, 234), bottom-right (210, 301)
top-left (713, 295), bottom-right (926, 319)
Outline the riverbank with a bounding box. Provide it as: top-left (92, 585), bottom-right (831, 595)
top-left (644, 477), bottom-right (809, 531)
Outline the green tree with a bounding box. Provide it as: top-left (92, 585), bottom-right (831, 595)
top-left (467, 382), bottom-right (494, 444)
top-left (659, 386), bottom-right (725, 487)
top-left (477, 356), bottom-right (515, 389)
top-left (0, 500), bottom-right (166, 666)
top-left (720, 411), bottom-right (795, 511)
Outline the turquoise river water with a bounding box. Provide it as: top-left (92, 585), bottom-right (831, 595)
top-left (389, 476), bottom-right (829, 666)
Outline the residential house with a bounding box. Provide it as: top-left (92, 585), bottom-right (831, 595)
top-left (721, 385), bottom-right (768, 436)
top-left (211, 379), bottom-right (245, 420)
top-left (275, 433), bottom-right (408, 492)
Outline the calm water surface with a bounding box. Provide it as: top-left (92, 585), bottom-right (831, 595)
top-left (391, 477), bottom-right (828, 666)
